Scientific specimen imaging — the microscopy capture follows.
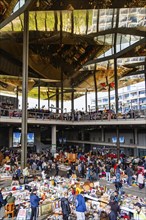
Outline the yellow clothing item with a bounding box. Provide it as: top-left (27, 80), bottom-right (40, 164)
top-left (76, 187), bottom-right (83, 195)
top-left (133, 211), bottom-right (146, 220)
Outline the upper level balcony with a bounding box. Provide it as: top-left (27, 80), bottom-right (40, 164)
top-left (0, 108), bottom-right (145, 126)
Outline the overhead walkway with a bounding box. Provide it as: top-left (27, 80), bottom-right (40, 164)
top-left (0, 116), bottom-right (145, 126)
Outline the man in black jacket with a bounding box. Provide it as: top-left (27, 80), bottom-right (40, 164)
top-left (106, 205), bottom-right (117, 220)
top-left (61, 193), bottom-right (71, 220)
top-left (125, 164), bottom-right (134, 187)
top-left (109, 196), bottom-right (120, 220)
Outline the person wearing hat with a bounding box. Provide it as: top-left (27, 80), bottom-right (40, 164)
top-left (30, 189), bottom-right (40, 220)
top-left (133, 203), bottom-right (146, 220)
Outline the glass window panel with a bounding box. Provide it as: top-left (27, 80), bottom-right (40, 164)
top-left (120, 8), bottom-right (129, 14)
top-left (35, 11), bottom-right (46, 31)
top-left (13, 0), bottom-right (25, 12)
top-left (105, 34), bottom-right (113, 45)
top-left (106, 9), bottom-right (113, 16)
top-left (138, 8), bottom-right (146, 14)
top-left (93, 9), bottom-right (98, 17)
top-left (74, 10), bottom-right (87, 34)
top-left (62, 11), bottom-right (71, 32)
top-left (12, 15), bottom-right (23, 31)
top-left (100, 9), bottom-right (106, 16)
top-left (88, 10), bottom-right (94, 33)
top-left (29, 12), bottom-right (37, 30)
top-left (46, 11), bottom-right (55, 31)
top-left (1, 14), bottom-right (24, 32)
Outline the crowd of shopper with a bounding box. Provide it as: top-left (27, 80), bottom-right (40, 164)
top-left (0, 146), bottom-right (146, 219)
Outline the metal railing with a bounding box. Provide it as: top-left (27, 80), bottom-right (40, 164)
top-left (0, 108), bottom-right (146, 121)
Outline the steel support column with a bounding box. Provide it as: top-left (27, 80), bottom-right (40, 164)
top-left (85, 89), bottom-right (88, 113)
top-left (114, 58), bottom-right (119, 114)
top-left (47, 89), bottom-right (50, 110)
top-left (144, 64), bottom-right (146, 96)
top-left (116, 125), bottom-right (120, 161)
top-left (134, 128), bottom-right (138, 157)
top-left (21, 9), bottom-right (29, 169)
top-left (108, 85), bottom-right (111, 110)
top-left (93, 64), bottom-right (98, 112)
top-left (71, 89), bottom-right (74, 113)
top-left (51, 125), bottom-right (56, 155)
top-left (114, 9), bottom-right (119, 115)
top-left (61, 71), bottom-right (63, 113)
top-left (38, 79), bottom-right (40, 110)
top-left (101, 127), bottom-right (105, 142)
top-left (56, 88), bottom-right (59, 113)
top-left (9, 127), bottom-right (13, 148)
top-left (16, 86), bottom-right (19, 109)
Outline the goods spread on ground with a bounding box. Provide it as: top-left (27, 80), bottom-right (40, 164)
top-left (1, 173), bottom-right (146, 220)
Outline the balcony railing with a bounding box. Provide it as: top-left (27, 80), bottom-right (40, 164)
top-left (0, 108), bottom-right (146, 121)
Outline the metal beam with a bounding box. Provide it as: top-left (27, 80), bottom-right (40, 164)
top-left (56, 88), bottom-right (59, 113)
top-left (85, 37), bottom-right (146, 66)
top-left (85, 89), bottom-right (88, 113)
top-left (116, 125), bottom-right (120, 161)
top-left (21, 9), bottom-right (29, 169)
top-left (114, 9), bottom-right (119, 115)
top-left (145, 64), bottom-right (146, 96)
top-left (61, 70), bottom-right (64, 113)
top-left (38, 79), bottom-right (40, 110)
top-left (0, 0), bottom-right (33, 29)
top-left (89, 27), bottom-right (146, 38)
top-left (124, 69), bottom-right (146, 77)
top-left (71, 88), bottom-right (74, 113)
top-left (93, 64), bottom-right (98, 111)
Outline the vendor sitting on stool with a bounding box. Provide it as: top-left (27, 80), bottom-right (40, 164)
top-left (5, 192), bottom-right (15, 204)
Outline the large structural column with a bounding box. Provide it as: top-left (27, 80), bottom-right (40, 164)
top-left (85, 89), bottom-right (88, 113)
top-left (56, 88), bottom-right (59, 113)
top-left (93, 64), bottom-right (98, 112)
top-left (81, 129), bottom-right (85, 152)
top-left (108, 85), bottom-right (111, 110)
top-left (116, 125), bottom-right (120, 161)
top-left (114, 9), bottom-right (119, 115)
top-left (38, 79), bottom-right (41, 110)
top-left (47, 89), bottom-right (50, 110)
top-left (134, 128), bottom-right (138, 157)
top-left (35, 128), bottom-right (41, 153)
top-left (21, 9), bottom-right (29, 169)
top-left (9, 127), bottom-right (13, 148)
top-left (101, 127), bottom-right (105, 142)
top-left (61, 71), bottom-right (64, 114)
top-left (16, 86), bottom-right (19, 109)
top-left (114, 58), bottom-right (118, 114)
top-left (144, 65), bottom-right (146, 96)
top-left (71, 89), bottom-right (74, 113)
top-left (51, 125), bottom-right (56, 155)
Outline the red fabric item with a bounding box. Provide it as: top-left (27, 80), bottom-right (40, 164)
top-left (110, 82), bottom-right (115, 88)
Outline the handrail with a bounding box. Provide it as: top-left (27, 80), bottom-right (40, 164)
top-left (0, 108), bottom-right (145, 121)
